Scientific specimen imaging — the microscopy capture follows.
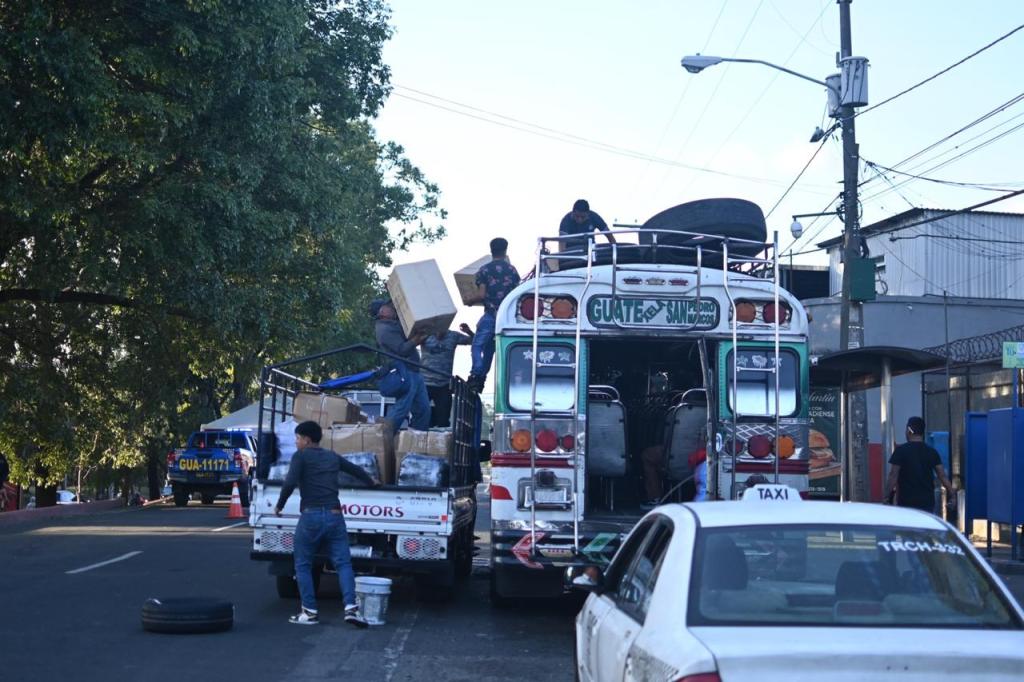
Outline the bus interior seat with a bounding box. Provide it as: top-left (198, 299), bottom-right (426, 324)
top-left (587, 386), bottom-right (628, 510)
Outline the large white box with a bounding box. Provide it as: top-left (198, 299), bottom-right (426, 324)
top-left (453, 255), bottom-right (490, 306)
top-left (387, 259), bottom-right (457, 337)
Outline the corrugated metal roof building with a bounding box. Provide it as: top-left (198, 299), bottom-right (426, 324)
top-left (817, 208), bottom-right (1024, 298)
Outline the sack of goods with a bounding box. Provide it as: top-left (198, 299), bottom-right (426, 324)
top-left (386, 259), bottom-right (457, 337)
top-left (397, 453), bottom-right (450, 488)
top-left (394, 429), bottom-right (452, 488)
top-left (293, 392), bottom-right (364, 429)
top-left (453, 255), bottom-right (490, 306)
top-left (323, 423), bottom-right (396, 484)
top-left (338, 453), bottom-right (381, 487)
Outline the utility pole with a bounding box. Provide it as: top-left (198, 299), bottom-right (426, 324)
top-left (835, 0), bottom-right (870, 501)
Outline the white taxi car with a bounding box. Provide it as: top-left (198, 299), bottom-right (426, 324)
top-left (573, 485), bottom-right (1024, 681)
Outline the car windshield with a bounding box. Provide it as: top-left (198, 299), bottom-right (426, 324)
top-left (688, 524), bottom-right (1020, 629)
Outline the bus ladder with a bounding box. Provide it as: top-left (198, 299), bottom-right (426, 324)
top-left (721, 232), bottom-right (783, 497)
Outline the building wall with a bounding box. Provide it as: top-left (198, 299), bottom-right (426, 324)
top-left (804, 296), bottom-right (1024, 444)
top-left (827, 210), bottom-right (1024, 299)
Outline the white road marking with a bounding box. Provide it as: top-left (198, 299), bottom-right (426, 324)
top-left (383, 604), bottom-right (419, 682)
top-left (211, 521), bottom-right (247, 533)
top-left (65, 551), bottom-right (143, 575)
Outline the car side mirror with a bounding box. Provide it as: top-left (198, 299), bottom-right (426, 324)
top-left (565, 566), bottom-right (604, 594)
top-left (478, 439), bottom-right (492, 463)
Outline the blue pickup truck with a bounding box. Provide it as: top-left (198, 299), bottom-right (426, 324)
top-left (167, 430), bottom-right (256, 507)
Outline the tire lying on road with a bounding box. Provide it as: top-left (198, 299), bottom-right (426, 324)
top-left (141, 597), bottom-right (233, 634)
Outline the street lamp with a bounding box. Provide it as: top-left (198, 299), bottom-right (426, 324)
top-left (679, 41), bottom-right (869, 353)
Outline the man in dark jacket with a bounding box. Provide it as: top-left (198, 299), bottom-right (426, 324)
top-left (370, 299), bottom-right (431, 431)
top-left (274, 420), bottom-right (376, 627)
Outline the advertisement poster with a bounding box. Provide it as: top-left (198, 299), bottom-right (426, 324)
top-left (808, 387), bottom-right (841, 498)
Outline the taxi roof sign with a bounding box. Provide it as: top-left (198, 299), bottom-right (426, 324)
top-left (741, 484), bottom-right (801, 502)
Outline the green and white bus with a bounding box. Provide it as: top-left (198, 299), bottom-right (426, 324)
top-left (487, 199), bottom-right (812, 601)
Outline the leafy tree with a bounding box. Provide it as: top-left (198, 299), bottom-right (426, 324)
top-left (0, 0), bottom-right (444, 502)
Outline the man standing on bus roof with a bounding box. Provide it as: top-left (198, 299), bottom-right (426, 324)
top-left (885, 416), bottom-right (954, 513)
top-left (464, 238), bottom-right (520, 393)
top-left (559, 199), bottom-right (616, 252)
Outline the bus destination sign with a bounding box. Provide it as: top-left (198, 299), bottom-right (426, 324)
top-left (586, 296), bottom-right (719, 330)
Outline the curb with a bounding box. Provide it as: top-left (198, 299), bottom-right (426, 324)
top-left (0, 499), bottom-right (124, 527)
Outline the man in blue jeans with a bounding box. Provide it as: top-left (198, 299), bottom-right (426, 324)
top-left (274, 420), bottom-right (377, 626)
top-left (465, 237), bottom-right (520, 392)
top-left (370, 299), bottom-right (431, 431)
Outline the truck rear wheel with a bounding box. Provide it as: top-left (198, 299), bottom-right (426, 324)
top-left (172, 487), bottom-right (190, 507)
top-left (200, 492), bottom-right (216, 505)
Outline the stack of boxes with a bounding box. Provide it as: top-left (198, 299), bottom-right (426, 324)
top-left (394, 429), bottom-right (453, 488)
top-left (325, 422), bottom-right (396, 485)
top-left (386, 259), bottom-right (457, 337)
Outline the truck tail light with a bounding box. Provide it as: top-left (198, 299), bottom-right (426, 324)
top-left (166, 451), bottom-right (177, 466)
top-left (233, 449), bottom-right (243, 467)
top-left (675, 674), bottom-right (720, 682)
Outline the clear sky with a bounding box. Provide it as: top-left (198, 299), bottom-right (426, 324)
top-left (371, 0), bottom-right (1024, 385)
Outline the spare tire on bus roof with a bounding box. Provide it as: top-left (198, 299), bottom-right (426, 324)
top-left (639, 198), bottom-right (768, 266)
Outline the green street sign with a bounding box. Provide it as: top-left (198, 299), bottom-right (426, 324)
top-left (1002, 342), bottom-right (1024, 369)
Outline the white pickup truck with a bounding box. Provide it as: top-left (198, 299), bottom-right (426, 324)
top-left (249, 345), bottom-right (486, 600)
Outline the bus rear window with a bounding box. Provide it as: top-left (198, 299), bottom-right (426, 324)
top-left (507, 344), bottom-right (575, 412)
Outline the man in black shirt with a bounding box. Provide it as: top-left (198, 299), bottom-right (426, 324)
top-left (558, 199), bottom-right (616, 252)
top-left (274, 420), bottom-right (375, 627)
top-left (885, 416), bottom-right (953, 513)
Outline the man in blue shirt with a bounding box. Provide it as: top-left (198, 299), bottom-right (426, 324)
top-left (558, 199), bottom-right (616, 253)
top-left (464, 238), bottom-right (520, 392)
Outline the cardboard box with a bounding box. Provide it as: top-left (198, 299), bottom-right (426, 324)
top-left (293, 392), bottom-right (363, 429)
top-left (387, 260), bottom-right (457, 337)
top-left (453, 255), bottom-right (491, 306)
top-left (395, 429), bottom-right (452, 457)
top-left (324, 423), bottom-right (395, 483)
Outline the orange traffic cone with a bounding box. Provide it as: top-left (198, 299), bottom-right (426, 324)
top-left (226, 482), bottom-right (245, 519)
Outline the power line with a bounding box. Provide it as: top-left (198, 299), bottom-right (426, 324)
top-left (857, 23), bottom-right (1024, 117)
top-left (391, 89), bottom-right (834, 191)
top-left (764, 134), bottom-right (831, 219)
top-left (864, 159), bottom-right (1024, 193)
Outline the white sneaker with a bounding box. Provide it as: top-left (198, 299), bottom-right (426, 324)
top-left (289, 607), bottom-right (319, 625)
top-left (344, 604), bottom-right (368, 628)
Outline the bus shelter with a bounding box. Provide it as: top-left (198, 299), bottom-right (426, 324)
top-left (811, 346), bottom-right (946, 502)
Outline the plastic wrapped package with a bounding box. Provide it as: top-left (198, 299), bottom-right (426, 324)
top-left (269, 419), bottom-right (299, 480)
top-left (397, 453), bottom-right (449, 488)
top-left (338, 452), bottom-right (381, 488)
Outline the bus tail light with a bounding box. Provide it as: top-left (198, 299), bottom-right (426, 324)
top-left (519, 297), bottom-right (539, 321)
top-left (535, 429), bottom-right (558, 453)
top-left (777, 435), bottom-right (796, 458)
top-left (516, 295), bottom-right (578, 322)
top-left (559, 434), bottom-right (575, 451)
top-left (747, 435), bottom-right (773, 458)
top-left (511, 430), bottom-right (532, 453)
top-left (674, 674), bottom-right (720, 682)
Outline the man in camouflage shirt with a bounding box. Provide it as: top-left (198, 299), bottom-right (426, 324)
top-left (464, 237), bottom-right (520, 392)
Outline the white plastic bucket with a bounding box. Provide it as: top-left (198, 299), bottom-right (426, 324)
top-left (354, 576), bottom-right (392, 625)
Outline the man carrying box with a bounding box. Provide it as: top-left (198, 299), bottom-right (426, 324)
top-left (370, 299), bottom-right (431, 431)
top-left (464, 238), bottom-right (520, 393)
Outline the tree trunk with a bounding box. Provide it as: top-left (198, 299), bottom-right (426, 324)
top-left (146, 443), bottom-right (163, 500)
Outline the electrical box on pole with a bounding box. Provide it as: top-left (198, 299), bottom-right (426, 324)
top-left (840, 56), bottom-right (869, 107)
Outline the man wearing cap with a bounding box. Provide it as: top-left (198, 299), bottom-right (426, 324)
top-left (370, 299), bottom-right (431, 431)
top-left (885, 416), bottom-right (954, 513)
top-left (558, 199), bottom-right (616, 253)
top-left (463, 238), bottom-right (520, 392)
top-left (274, 420), bottom-right (377, 627)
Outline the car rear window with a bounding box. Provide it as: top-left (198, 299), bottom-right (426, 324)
top-left (688, 524), bottom-right (1021, 629)
top-left (188, 432), bottom-right (249, 449)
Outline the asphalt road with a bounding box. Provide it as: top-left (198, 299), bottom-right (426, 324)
top-left (0, 492), bottom-right (579, 682)
top-left (5, 497), bottom-right (1024, 682)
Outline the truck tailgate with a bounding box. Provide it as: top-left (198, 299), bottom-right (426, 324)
top-left (253, 485), bottom-right (451, 535)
